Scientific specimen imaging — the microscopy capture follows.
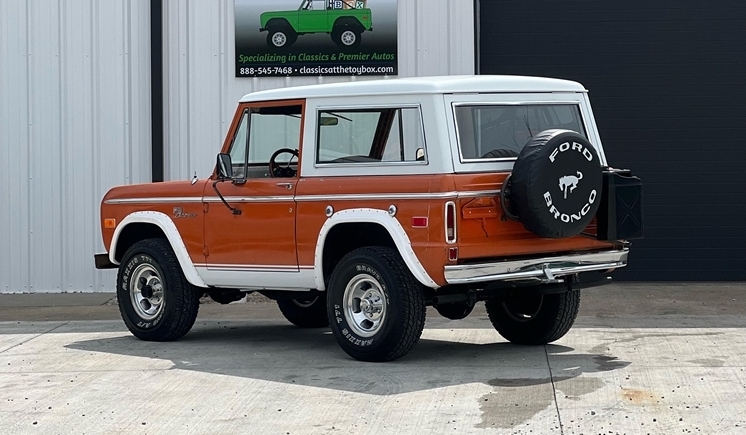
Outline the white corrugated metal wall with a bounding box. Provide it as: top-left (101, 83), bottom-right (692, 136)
top-left (162, 0), bottom-right (474, 180)
top-left (0, 0), bottom-right (152, 293)
top-left (0, 0), bottom-right (473, 293)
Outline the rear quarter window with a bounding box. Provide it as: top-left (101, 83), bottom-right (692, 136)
top-left (455, 104), bottom-right (587, 161)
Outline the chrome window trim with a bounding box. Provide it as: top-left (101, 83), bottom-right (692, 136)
top-left (105, 197), bottom-right (203, 204)
top-left (313, 160), bottom-right (429, 168)
top-left (104, 190), bottom-right (501, 205)
top-left (203, 196), bottom-right (294, 203)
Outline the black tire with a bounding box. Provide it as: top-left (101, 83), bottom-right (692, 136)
top-left (117, 239), bottom-right (200, 341)
top-left (331, 25), bottom-right (361, 50)
top-left (267, 25), bottom-right (296, 49)
top-left (207, 289), bottom-right (245, 304)
top-left (481, 148), bottom-right (520, 159)
top-left (327, 247), bottom-right (426, 362)
top-left (435, 302), bottom-right (475, 320)
top-left (277, 295), bottom-right (329, 328)
top-left (509, 129), bottom-right (602, 238)
top-left (484, 291), bottom-right (580, 345)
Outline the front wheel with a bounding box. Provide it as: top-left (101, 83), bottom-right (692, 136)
top-left (327, 247), bottom-right (426, 362)
top-left (484, 291), bottom-right (580, 345)
top-left (117, 239), bottom-right (201, 341)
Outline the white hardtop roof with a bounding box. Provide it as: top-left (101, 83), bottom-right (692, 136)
top-left (239, 75), bottom-right (587, 103)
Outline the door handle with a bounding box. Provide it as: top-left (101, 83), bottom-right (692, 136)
top-left (276, 182), bottom-right (293, 190)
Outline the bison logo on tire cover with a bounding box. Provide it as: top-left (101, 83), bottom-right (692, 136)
top-left (559, 171), bottom-right (583, 199)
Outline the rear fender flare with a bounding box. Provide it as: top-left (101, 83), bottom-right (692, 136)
top-left (314, 208), bottom-right (438, 290)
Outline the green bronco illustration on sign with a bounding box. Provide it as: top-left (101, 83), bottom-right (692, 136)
top-left (235, 0), bottom-right (397, 77)
top-left (261, 0), bottom-right (373, 50)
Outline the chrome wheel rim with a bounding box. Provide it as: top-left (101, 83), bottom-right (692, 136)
top-left (341, 30), bottom-right (356, 46)
top-left (344, 273), bottom-right (386, 338)
top-left (129, 263), bottom-right (165, 321)
top-left (272, 32), bottom-right (287, 47)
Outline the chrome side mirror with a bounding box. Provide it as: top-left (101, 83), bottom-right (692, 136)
top-left (216, 153), bottom-right (233, 180)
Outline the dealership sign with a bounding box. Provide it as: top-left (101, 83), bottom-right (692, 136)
top-left (235, 0), bottom-right (398, 77)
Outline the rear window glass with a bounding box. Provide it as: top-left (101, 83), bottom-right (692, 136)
top-left (455, 104), bottom-right (586, 161)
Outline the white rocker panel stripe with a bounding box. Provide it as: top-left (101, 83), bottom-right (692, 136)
top-left (193, 263), bottom-right (301, 271)
top-left (109, 211), bottom-right (208, 288)
top-left (314, 208), bottom-right (439, 290)
top-left (195, 268), bottom-right (316, 291)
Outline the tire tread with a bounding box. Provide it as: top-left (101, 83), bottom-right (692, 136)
top-left (329, 246), bottom-right (426, 362)
top-left (485, 290), bottom-right (580, 345)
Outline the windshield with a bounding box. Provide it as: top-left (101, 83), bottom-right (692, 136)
top-left (455, 104), bottom-right (587, 161)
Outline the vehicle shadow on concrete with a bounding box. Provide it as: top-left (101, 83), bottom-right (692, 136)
top-left (65, 321), bottom-right (630, 396)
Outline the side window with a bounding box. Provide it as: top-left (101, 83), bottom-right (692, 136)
top-left (317, 107), bottom-right (426, 164)
top-left (227, 105), bottom-right (302, 179)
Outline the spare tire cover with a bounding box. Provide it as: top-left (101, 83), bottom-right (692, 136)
top-left (509, 129), bottom-right (602, 238)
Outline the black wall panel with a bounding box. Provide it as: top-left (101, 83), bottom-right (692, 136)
top-left (479, 0), bottom-right (746, 280)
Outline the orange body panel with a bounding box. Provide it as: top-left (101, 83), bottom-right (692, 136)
top-left (101, 170), bottom-right (612, 287)
top-left (202, 179), bottom-right (298, 268)
top-left (295, 175), bottom-right (446, 283)
top-left (451, 173), bottom-right (613, 260)
top-left (101, 181), bottom-right (206, 264)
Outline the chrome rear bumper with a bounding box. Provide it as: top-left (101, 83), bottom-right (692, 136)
top-left (444, 249), bottom-right (628, 285)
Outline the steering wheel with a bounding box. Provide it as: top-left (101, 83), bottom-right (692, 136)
top-left (269, 148), bottom-right (299, 178)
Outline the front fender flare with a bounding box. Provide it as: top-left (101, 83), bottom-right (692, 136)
top-left (109, 211), bottom-right (207, 288)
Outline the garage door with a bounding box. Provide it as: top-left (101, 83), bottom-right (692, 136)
top-left (479, 0), bottom-right (746, 280)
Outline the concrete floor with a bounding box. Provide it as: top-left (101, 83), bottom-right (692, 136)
top-left (1, 283), bottom-right (746, 434)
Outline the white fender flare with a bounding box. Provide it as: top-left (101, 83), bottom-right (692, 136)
top-left (109, 211), bottom-right (207, 288)
top-left (314, 208), bottom-right (439, 290)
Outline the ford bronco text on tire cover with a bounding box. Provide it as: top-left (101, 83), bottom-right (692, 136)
top-left (95, 76), bottom-right (643, 362)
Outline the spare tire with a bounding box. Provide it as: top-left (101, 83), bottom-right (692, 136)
top-left (508, 129), bottom-right (602, 238)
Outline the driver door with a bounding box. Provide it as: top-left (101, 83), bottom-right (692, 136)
top-left (202, 101), bottom-right (303, 288)
top-left (297, 0), bottom-right (329, 33)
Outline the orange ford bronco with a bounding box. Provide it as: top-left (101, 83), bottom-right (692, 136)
top-left (96, 76), bottom-right (643, 362)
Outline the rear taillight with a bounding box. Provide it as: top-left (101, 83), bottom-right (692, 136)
top-left (445, 201), bottom-right (457, 244)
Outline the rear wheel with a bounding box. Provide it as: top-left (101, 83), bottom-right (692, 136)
top-left (267, 24), bottom-right (297, 49)
top-left (484, 290), bottom-right (580, 345)
top-left (327, 247), bottom-right (426, 362)
top-left (277, 295), bottom-right (329, 328)
top-left (117, 239), bottom-right (201, 341)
